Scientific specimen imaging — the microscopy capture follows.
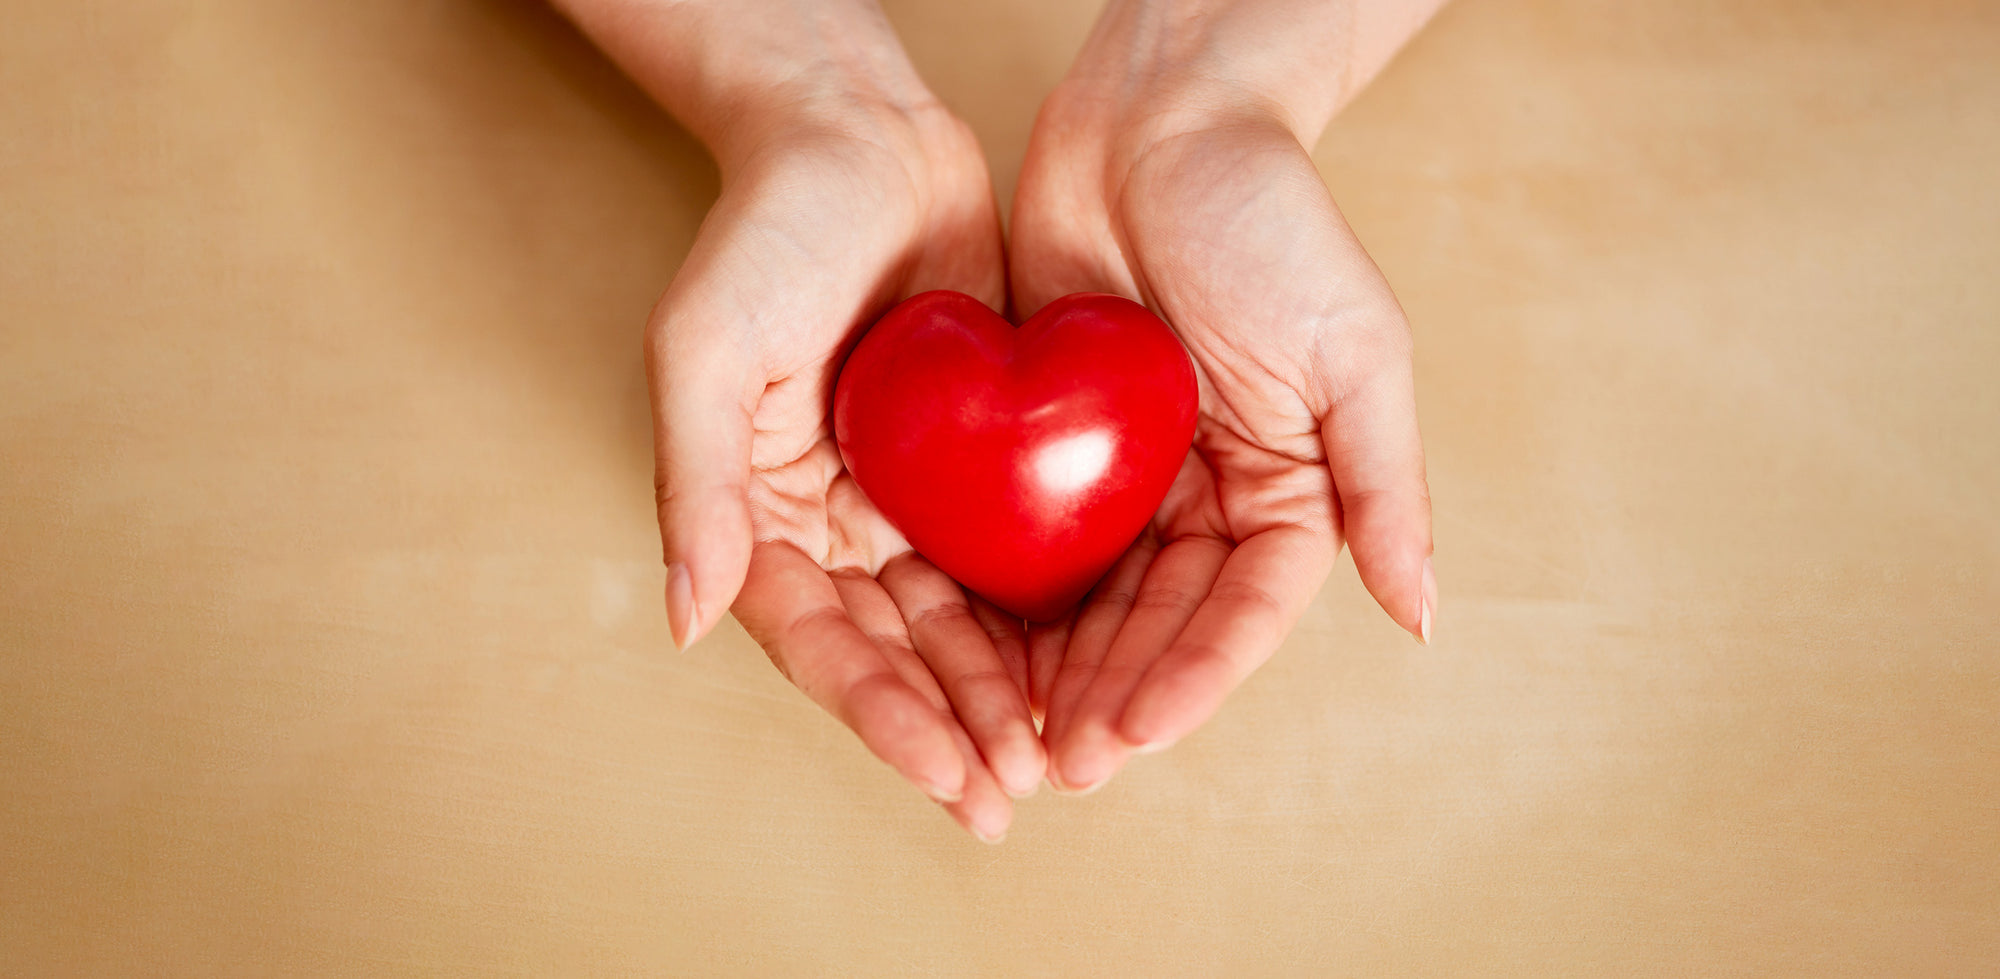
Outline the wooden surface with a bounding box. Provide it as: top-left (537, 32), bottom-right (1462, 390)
top-left (3, 0), bottom-right (1997, 974)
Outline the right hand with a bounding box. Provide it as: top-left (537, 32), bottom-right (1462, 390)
top-left (554, 0), bottom-right (1044, 841)
top-left (643, 92), bottom-right (1042, 841)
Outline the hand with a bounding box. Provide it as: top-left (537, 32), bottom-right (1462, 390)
top-left (557, 0), bottom-right (1043, 840)
top-left (1009, 0), bottom-right (1442, 794)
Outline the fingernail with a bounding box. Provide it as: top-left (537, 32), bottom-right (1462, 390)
top-left (999, 736), bottom-right (1046, 798)
top-left (1417, 556), bottom-right (1436, 646)
top-left (1050, 775), bottom-right (1108, 797)
top-left (1131, 737), bottom-right (1177, 756)
top-left (666, 562), bottom-right (697, 651)
top-left (970, 811), bottom-right (1008, 844)
top-left (1050, 754), bottom-right (1111, 796)
top-left (1001, 767), bottom-right (1041, 800)
top-left (920, 779), bottom-right (964, 805)
top-left (1059, 745), bottom-right (1110, 794)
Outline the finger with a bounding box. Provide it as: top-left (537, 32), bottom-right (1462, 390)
top-left (646, 309), bottom-right (756, 651)
top-left (826, 571), bottom-right (950, 712)
top-left (940, 716), bottom-right (1016, 843)
top-left (878, 554), bottom-right (1046, 798)
top-left (647, 168), bottom-right (853, 654)
top-left (731, 542), bottom-right (965, 803)
top-left (1319, 325), bottom-right (1435, 644)
top-left (1024, 613), bottom-right (1070, 724)
top-left (837, 559), bottom-right (1014, 841)
top-left (1115, 525), bottom-right (1336, 749)
top-left (966, 594), bottom-right (1031, 705)
top-left (1049, 537), bottom-right (1229, 794)
top-left (1036, 535), bottom-right (1158, 763)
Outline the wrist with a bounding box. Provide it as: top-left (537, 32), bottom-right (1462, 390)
top-left (1045, 0), bottom-right (1380, 161)
top-left (556, 0), bottom-right (946, 170)
top-left (1033, 76), bottom-right (1288, 184)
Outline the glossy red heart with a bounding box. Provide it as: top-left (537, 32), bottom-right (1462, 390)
top-left (833, 290), bottom-right (1197, 621)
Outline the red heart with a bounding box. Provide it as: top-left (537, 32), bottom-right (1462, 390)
top-left (834, 291), bottom-right (1198, 621)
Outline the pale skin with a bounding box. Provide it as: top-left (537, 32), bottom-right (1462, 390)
top-left (554, 0), bottom-right (1444, 839)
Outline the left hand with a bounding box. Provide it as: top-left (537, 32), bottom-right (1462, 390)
top-left (1009, 36), bottom-right (1437, 794)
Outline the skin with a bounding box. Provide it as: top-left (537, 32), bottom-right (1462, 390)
top-left (554, 0), bottom-right (1444, 837)
top-left (1010, 0), bottom-right (1446, 793)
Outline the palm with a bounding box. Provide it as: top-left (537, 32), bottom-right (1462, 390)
top-left (683, 138), bottom-right (974, 587)
top-left (1011, 119), bottom-right (1429, 792)
top-left (740, 359), bottom-right (904, 572)
top-left (1132, 131), bottom-right (1363, 567)
top-left (729, 135), bottom-right (1005, 561)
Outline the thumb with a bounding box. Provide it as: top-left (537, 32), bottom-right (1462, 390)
top-left (646, 308), bottom-right (757, 652)
top-left (1319, 332), bottom-right (1436, 645)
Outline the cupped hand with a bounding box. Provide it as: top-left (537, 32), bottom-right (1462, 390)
top-left (648, 98), bottom-right (1044, 840)
top-left (1009, 90), bottom-right (1436, 794)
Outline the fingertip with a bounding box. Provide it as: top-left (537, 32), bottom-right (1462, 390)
top-left (666, 563), bottom-right (697, 651)
top-left (1419, 555), bottom-right (1437, 645)
top-left (1049, 725), bottom-right (1122, 796)
top-left (1115, 702), bottom-right (1174, 754)
top-left (964, 786), bottom-right (1013, 842)
top-left (845, 677), bottom-right (967, 804)
top-left (911, 739), bottom-right (968, 804)
top-left (1025, 617), bottom-right (1071, 722)
top-left (670, 563), bottom-right (750, 654)
top-left (941, 743), bottom-right (1014, 842)
top-left (911, 740), bottom-right (969, 806)
top-left (997, 733), bottom-right (1047, 799)
top-left (950, 801), bottom-right (1011, 844)
top-left (1115, 666), bottom-right (1214, 751)
top-left (662, 511), bottom-right (753, 652)
top-left (1047, 771), bottom-right (1109, 797)
top-left (1317, 358), bottom-right (1433, 641)
top-left (921, 777), bottom-right (965, 806)
top-left (1348, 511), bottom-right (1433, 642)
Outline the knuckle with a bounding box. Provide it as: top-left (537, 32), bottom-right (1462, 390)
top-left (1208, 579), bottom-right (1287, 618)
top-left (1132, 585), bottom-right (1204, 614)
top-left (864, 628), bottom-right (917, 659)
top-left (981, 622), bottom-right (1021, 648)
top-left (1090, 587), bottom-right (1139, 615)
top-left (905, 600), bottom-right (972, 635)
top-left (782, 604), bottom-right (847, 648)
top-left (1165, 639), bottom-right (1236, 676)
top-left (945, 668), bottom-right (1016, 707)
top-left (839, 671), bottom-right (918, 731)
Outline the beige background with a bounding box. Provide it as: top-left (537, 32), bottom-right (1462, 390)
top-left (4, 0), bottom-right (1997, 975)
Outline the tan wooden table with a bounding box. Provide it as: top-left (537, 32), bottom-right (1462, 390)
top-left (4, 0), bottom-right (1995, 974)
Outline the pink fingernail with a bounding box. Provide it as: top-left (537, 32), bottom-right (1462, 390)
top-left (1053, 776), bottom-right (1108, 797)
top-left (1052, 752), bottom-right (1112, 796)
top-left (970, 812), bottom-right (1008, 845)
top-left (1001, 757), bottom-right (1043, 799)
top-left (1003, 734), bottom-right (1049, 798)
top-left (1418, 556), bottom-right (1436, 646)
top-left (666, 562), bottom-right (697, 652)
top-left (921, 779), bottom-right (964, 805)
